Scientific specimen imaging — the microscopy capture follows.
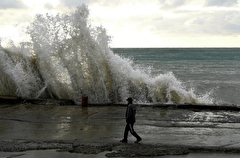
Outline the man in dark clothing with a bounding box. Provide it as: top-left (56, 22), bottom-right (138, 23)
top-left (120, 98), bottom-right (142, 143)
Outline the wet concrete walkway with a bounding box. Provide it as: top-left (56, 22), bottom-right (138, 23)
top-left (0, 104), bottom-right (240, 157)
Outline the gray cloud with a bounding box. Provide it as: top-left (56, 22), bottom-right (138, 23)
top-left (204, 0), bottom-right (238, 7)
top-left (59, 0), bottom-right (93, 8)
top-left (195, 11), bottom-right (240, 35)
top-left (0, 0), bottom-right (26, 9)
top-left (44, 3), bottom-right (54, 10)
top-left (57, 0), bottom-right (240, 37)
top-left (148, 10), bottom-right (240, 36)
top-left (159, 0), bottom-right (192, 9)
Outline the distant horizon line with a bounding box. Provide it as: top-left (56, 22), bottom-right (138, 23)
top-left (110, 47), bottom-right (240, 49)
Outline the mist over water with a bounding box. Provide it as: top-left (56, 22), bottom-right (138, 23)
top-left (0, 4), bottom-right (213, 104)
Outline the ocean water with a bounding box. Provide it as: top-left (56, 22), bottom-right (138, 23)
top-left (113, 48), bottom-right (240, 105)
top-left (0, 4), bottom-right (239, 105)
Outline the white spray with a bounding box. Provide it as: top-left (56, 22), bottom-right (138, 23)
top-left (0, 4), bottom-right (213, 104)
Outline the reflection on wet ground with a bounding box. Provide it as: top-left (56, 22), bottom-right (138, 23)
top-left (136, 107), bottom-right (240, 148)
top-left (1, 104), bottom-right (240, 143)
top-left (0, 104), bottom-right (240, 157)
top-left (0, 105), bottom-right (124, 140)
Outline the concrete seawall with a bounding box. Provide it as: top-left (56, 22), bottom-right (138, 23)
top-left (1, 95), bottom-right (239, 111)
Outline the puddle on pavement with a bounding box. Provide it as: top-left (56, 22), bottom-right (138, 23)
top-left (0, 105), bottom-right (122, 140)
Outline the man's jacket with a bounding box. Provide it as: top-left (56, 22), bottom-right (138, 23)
top-left (125, 104), bottom-right (136, 123)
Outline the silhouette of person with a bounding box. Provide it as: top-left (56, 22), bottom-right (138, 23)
top-left (120, 98), bottom-right (142, 143)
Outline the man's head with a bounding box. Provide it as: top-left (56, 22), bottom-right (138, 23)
top-left (126, 97), bottom-right (133, 104)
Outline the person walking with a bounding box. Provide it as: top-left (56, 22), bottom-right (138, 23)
top-left (120, 98), bottom-right (142, 143)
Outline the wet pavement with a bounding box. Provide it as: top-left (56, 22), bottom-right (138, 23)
top-left (0, 104), bottom-right (240, 157)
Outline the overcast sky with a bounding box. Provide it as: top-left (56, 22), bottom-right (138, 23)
top-left (0, 0), bottom-right (240, 47)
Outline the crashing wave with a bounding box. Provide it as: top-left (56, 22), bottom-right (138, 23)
top-left (0, 4), bottom-right (213, 104)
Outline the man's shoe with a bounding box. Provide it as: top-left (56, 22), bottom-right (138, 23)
top-left (120, 139), bottom-right (128, 143)
top-left (134, 138), bottom-right (142, 143)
